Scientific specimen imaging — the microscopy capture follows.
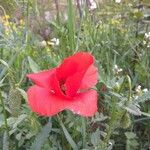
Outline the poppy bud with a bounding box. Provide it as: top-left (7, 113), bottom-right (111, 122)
top-left (120, 112), bottom-right (131, 129)
top-left (9, 88), bottom-right (22, 117)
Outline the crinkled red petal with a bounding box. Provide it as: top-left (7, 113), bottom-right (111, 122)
top-left (67, 90), bottom-right (97, 116)
top-left (79, 64), bottom-right (98, 90)
top-left (27, 69), bottom-right (56, 89)
top-left (27, 85), bottom-right (70, 116)
top-left (56, 52), bottom-right (94, 81)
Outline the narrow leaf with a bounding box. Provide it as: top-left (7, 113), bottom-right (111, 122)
top-left (0, 59), bottom-right (9, 68)
top-left (3, 131), bottom-right (9, 150)
top-left (31, 120), bottom-right (52, 150)
top-left (59, 119), bottom-right (78, 150)
top-left (135, 91), bottom-right (150, 103)
top-left (28, 56), bottom-right (40, 73)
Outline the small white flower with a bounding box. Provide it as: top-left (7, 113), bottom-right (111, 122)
top-left (89, 0), bottom-right (97, 11)
top-left (51, 38), bottom-right (60, 46)
top-left (115, 0), bottom-right (121, 3)
top-left (135, 85), bottom-right (141, 93)
top-left (134, 95), bottom-right (139, 100)
top-left (143, 88), bottom-right (148, 93)
top-left (109, 141), bottom-right (113, 146)
top-left (40, 40), bottom-right (47, 47)
top-left (75, 0), bottom-right (84, 6)
top-left (44, 11), bottom-right (52, 22)
top-left (143, 40), bottom-right (146, 45)
top-left (145, 32), bottom-right (150, 39)
top-left (114, 65), bottom-right (118, 70)
top-left (113, 65), bottom-right (123, 74)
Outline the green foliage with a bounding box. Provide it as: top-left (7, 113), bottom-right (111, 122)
top-left (31, 119), bottom-right (52, 150)
top-left (0, 0), bottom-right (150, 149)
top-left (3, 131), bottom-right (9, 150)
top-left (125, 132), bottom-right (139, 150)
top-left (28, 56), bottom-right (40, 73)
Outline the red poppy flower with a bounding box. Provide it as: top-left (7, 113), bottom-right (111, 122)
top-left (27, 52), bottom-right (98, 117)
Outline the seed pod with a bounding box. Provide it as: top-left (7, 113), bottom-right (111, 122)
top-left (120, 111), bottom-right (131, 129)
top-left (8, 88), bottom-right (22, 117)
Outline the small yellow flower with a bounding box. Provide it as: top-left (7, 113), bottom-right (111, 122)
top-left (19, 19), bottom-right (25, 26)
top-left (3, 21), bottom-right (9, 27)
top-left (2, 15), bottom-right (10, 20)
top-left (110, 19), bottom-right (121, 25)
top-left (5, 29), bottom-right (10, 35)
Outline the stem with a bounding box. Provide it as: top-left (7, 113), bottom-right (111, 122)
top-left (0, 91), bottom-right (9, 136)
top-left (81, 117), bottom-right (86, 148)
top-left (118, 75), bottom-right (132, 101)
top-left (132, 0), bottom-right (141, 76)
top-left (67, 0), bottom-right (75, 52)
top-left (25, 0), bottom-right (30, 45)
top-left (76, 0), bottom-right (82, 18)
top-left (103, 99), bottom-right (116, 147)
top-left (126, 75), bottom-right (132, 101)
top-left (55, 0), bottom-right (60, 24)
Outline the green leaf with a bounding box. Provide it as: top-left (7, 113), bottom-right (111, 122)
top-left (67, 0), bottom-right (75, 51)
top-left (0, 59), bottom-right (9, 68)
top-left (59, 117), bottom-right (78, 150)
top-left (125, 104), bottom-right (141, 116)
top-left (0, 76), bottom-right (6, 87)
top-left (125, 132), bottom-right (136, 139)
top-left (0, 53), bottom-right (18, 80)
top-left (28, 56), bottom-right (40, 73)
top-left (91, 129), bottom-right (100, 147)
top-left (31, 119), bottom-right (52, 150)
top-left (3, 131), bottom-right (9, 150)
top-left (109, 91), bottom-right (127, 101)
top-left (13, 114), bottom-right (27, 129)
top-left (135, 91), bottom-right (150, 103)
top-left (17, 88), bottom-right (28, 102)
top-left (141, 112), bottom-right (150, 117)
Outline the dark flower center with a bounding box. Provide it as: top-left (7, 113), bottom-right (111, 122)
top-left (59, 79), bottom-right (66, 95)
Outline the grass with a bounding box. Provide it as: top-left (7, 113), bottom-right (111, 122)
top-left (0, 0), bottom-right (150, 149)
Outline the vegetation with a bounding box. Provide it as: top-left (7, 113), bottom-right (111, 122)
top-left (0, 0), bottom-right (150, 149)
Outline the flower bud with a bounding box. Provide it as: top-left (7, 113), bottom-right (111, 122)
top-left (120, 112), bottom-right (131, 129)
top-left (8, 88), bottom-right (22, 117)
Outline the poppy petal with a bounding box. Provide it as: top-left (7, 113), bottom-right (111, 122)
top-left (27, 69), bottom-right (56, 88)
top-left (56, 52), bottom-right (94, 81)
top-left (27, 85), bottom-right (70, 116)
top-left (65, 71), bottom-right (85, 97)
top-left (67, 90), bottom-right (97, 116)
top-left (80, 64), bottom-right (98, 90)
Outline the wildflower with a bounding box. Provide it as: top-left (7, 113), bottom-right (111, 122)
top-left (143, 40), bottom-right (146, 45)
top-left (134, 95), bottom-right (139, 100)
top-left (135, 85), bottom-right (141, 94)
top-left (143, 40), bottom-right (150, 48)
top-left (110, 19), bottom-right (120, 25)
top-left (3, 21), bottom-right (9, 27)
top-left (89, 0), bottom-right (97, 11)
top-left (2, 15), bottom-right (10, 20)
top-left (143, 88), bottom-right (148, 93)
top-left (19, 19), bottom-right (25, 26)
top-left (40, 40), bottom-right (47, 47)
top-left (145, 32), bottom-right (150, 39)
top-left (115, 0), bottom-right (121, 3)
top-left (27, 52), bottom-right (98, 116)
top-left (50, 38), bottom-right (60, 46)
top-left (113, 65), bottom-right (123, 74)
top-left (44, 11), bottom-right (52, 22)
